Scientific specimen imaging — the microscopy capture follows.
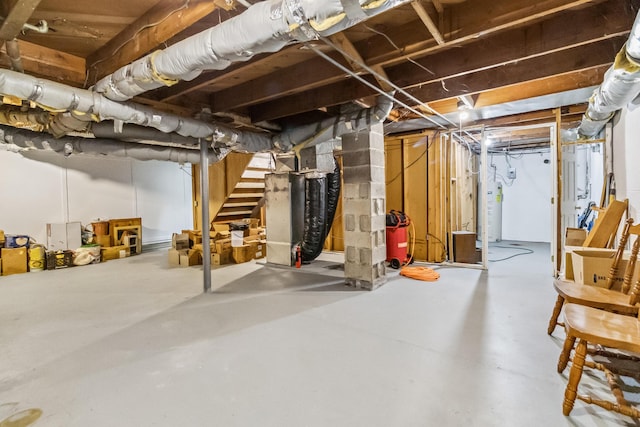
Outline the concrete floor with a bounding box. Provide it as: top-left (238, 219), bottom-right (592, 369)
top-left (0, 242), bottom-right (638, 426)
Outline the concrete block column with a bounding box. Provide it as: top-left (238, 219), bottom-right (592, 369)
top-left (341, 123), bottom-right (387, 290)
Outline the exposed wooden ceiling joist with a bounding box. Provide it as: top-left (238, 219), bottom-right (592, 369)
top-left (411, 1), bottom-right (444, 45)
top-left (0, 0), bottom-right (42, 41)
top-left (144, 0), bottom-right (606, 116)
top-left (361, 0), bottom-right (601, 68)
top-left (204, 0), bottom-right (628, 118)
top-left (327, 32), bottom-right (393, 92)
top-left (249, 37), bottom-right (617, 123)
top-left (14, 39), bottom-right (85, 84)
top-left (86, 0), bottom-right (221, 84)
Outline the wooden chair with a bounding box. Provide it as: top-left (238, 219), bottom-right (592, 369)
top-left (547, 219), bottom-right (639, 335)
top-left (558, 297), bottom-right (640, 417)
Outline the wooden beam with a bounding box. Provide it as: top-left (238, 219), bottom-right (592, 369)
top-left (389, 0), bottom-right (633, 90)
top-left (411, 1), bottom-right (444, 45)
top-left (87, 0), bottom-right (220, 83)
top-left (327, 32), bottom-right (393, 91)
top-left (0, 0), bottom-right (42, 40)
top-left (209, 51), bottom-right (352, 112)
top-left (430, 0), bottom-right (444, 14)
top-left (401, 37), bottom-right (624, 104)
top-left (161, 0), bottom-right (610, 114)
top-left (360, 0), bottom-right (604, 68)
top-left (207, 0), bottom-right (631, 114)
top-left (8, 39), bottom-right (86, 84)
top-left (249, 37), bottom-right (617, 123)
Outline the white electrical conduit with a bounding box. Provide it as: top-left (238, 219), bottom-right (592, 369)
top-left (578, 10), bottom-right (640, 137)
top-left (93, 0), bottom-right (412, 101)
top-left (0, 124), bottom-right (220, 164)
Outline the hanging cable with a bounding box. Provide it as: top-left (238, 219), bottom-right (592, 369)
top-left (306, 43), bottom-right (446, 129)
top-left (319, 35), bottom-right (480, 144)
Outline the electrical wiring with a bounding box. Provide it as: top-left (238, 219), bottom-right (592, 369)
top-left (488, 245), bottom-right (534, 262)
top-left (86, 0), bottom-right (193, 86)
top-left (385, 145), bottom-right (428, 185)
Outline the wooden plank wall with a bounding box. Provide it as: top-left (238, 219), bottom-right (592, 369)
top-left (382, 132), bottom-right (477, 262)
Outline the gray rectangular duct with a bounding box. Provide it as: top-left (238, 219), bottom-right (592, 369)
top-left (265, 172), bottom-right (305, 266)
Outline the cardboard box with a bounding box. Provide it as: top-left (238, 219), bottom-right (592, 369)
top-left (182, 230), bottom-right (203, 247)
top-left (563, 246), bottom-right (615, 280)
top-left (180, 249), bottom-right (202, 266)
top-left (101, 245), bottom-right (130, 261)
top-left (565, 227), bottom-right (587, 247)
top-left (255, 240), bottom-right (267, 259)
top-left (172, 233), bottom-right (190, 250)
top-left (45, 250), bottom-right (74, 270)
top-left (232, 244), bottom-right (256, 264)
top-left (212, 248), bottom-right (232, 265)
top-left (168, 248), bottom-right (183, 267)
top-left (215, 239), bottom-right (232, 254)
top-left (211, 222), bottom-right (230, 232)
top-left (571, 249), bottom-right (640, 289)
top-left (1, 247), bottom-right (27, 275)
top-left (46, 222), bottom-right (82, 251)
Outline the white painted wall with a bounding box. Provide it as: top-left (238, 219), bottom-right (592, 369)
top-left (0, 149), bottom-right (193, 245)
top-left (489, 150), bottom-right (552, 242)
top-left (613, 108), bottom-right (640, 221)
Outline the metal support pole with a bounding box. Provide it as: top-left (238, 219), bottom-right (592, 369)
top-left (200, 139), bottom-right (212, 292)
top-left (480, 126), bottom-right (489, 270)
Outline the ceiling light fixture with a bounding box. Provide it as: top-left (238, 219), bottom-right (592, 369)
top-left (457, 100), bottom-right (471, 120)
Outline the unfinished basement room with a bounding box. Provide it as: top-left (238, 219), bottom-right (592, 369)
top-left (3, 0), bottom-right (640, 425)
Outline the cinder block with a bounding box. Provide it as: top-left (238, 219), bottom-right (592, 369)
top-left (343, 183), bottom-right (361, 200)
top-left (345, 214), bottom-right (356, 232)
top-left (342, 149), bottom-right (385, 168)
top-left (372, 214), bottom-right (386, 231)
top-left (344, 231), bottom-right (376, 248)
top-left (357, 182), bottom-right (386, 199)
top-left (346, 245), bottom-right (357, 262)
top-left (359, 215), bottom-right (371, 232)
top-left (359, 248), bottom-right (372, 265)
top-left (373, 246), bottom-right (387, 264)
top-left (343, 165), bottom-right (385, 183)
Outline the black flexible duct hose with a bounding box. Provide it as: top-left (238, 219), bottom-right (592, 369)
top-left (301, 176), bottom-right (328, 262)
top-left (300, 161), bottom-right (342, 262)
top-left (325, 161), bottom-right (341, 237)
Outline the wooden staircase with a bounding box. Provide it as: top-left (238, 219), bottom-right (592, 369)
top-left (213, 152), bottom-right (274, 222)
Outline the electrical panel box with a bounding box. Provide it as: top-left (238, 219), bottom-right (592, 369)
top-left (507, 168), bottom-right (517, 180)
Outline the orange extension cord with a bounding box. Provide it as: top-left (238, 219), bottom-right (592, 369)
top-left (398, 220), bottom-right (440, 282)
top-left (400, 266), bottom-right (440, 281)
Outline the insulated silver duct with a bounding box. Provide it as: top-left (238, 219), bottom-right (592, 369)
top-left (0, 124), bottom-right (222, 164)
top-left (93, 0), bottom-right (411, 101)
top-left (0, 68), bottom-right (392, 154)
top-left (0, 69), bottom-right (260, 147)
top-left (578, 10), bottom-right (640, 137)
top-left (274, 94), bottom-right (394, 150)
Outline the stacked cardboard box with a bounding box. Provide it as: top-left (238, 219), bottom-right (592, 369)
top-left (168, 219), bottom-right (266, 268)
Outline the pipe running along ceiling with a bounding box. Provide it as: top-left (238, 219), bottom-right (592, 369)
top-left (0, 0), bottom-right (406, 161)
top-left (578, 10), bottom-right (640, 137)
